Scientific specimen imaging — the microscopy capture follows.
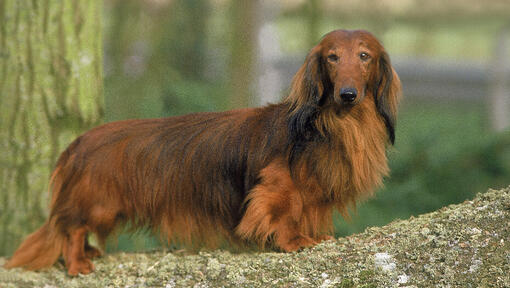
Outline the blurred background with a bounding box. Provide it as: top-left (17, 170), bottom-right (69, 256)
top-left (102, 0), bottom-right (510, 251)
top-left (1, 0), bottom-right (509, 255)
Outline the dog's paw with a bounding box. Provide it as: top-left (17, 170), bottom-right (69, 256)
top-left (67, 258), bottom-right (95, 276)
top-left (279, 235), bottom-right (317, 252)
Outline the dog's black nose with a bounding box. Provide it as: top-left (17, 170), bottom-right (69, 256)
top-left (340, 88), bottom-right (357, 102)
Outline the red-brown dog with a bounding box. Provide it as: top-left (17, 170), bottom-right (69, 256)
top-left (5, 29), bottom-right (401, 275)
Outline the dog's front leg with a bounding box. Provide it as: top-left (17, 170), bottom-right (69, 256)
top-left (235, 160), bottom-right (316, 251)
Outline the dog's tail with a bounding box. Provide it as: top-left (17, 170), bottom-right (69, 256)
top-left (3, 220), bottom-right (65, 270)
top-left (4, 151), bottom-right (71, 270)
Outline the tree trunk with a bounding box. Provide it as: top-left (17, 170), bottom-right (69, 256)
top-left (0, 0), bottom-right (103, 256)
top-left (307, 0), bottom-right (321, 48)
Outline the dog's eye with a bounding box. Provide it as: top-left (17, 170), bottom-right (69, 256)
top-left (360, 52), bottom-right (371, 61)
top-left (327, 54), bottom-right (339, 62)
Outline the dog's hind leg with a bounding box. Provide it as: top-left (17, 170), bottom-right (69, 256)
top-left (61, 203), bottom-right (122, 275)
top-left (63, 226), bottom-right (95, 276)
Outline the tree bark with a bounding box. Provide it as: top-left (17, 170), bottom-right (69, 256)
top-left (0, 0), bottom-right (103, 256)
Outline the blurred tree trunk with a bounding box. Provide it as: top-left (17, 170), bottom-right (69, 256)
top-left (104, 0), bottom-right (142, 121)
top-left (159, 0), bottom-right (209, 115)
top-left (0, 0), bottom-right (103, 256)
top-left (171, 0), bottom-right (208, 80)
top-left (228, 0), bottom-right (260, 108)
top-left (307, 0), bottom-right (321, 48)
top-left (104, 0), bottom-right (211, 120)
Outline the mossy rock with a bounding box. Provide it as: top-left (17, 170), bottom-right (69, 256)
top-left (1, 186), bottom-right (509, 287)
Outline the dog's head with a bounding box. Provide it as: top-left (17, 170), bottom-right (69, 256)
top-left (287, 30), bottom-right (401, 144)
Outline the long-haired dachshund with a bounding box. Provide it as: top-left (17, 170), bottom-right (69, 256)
top-left (5, 30), bottom-right (401, 275)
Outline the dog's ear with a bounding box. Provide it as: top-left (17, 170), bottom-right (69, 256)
top-left (286, 46), bottom-right (325, 141)
top-left (287, 45), bottom-right (325, 107)
top-left (374, 52), bottom-right (402, 145)
top-left (302, 45), bottom-right (325, 104)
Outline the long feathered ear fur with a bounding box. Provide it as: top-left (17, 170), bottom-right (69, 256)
top-left (286, 46), bottom-right (325, 142)
top-left (374, 52), bottom-right (402, 145)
